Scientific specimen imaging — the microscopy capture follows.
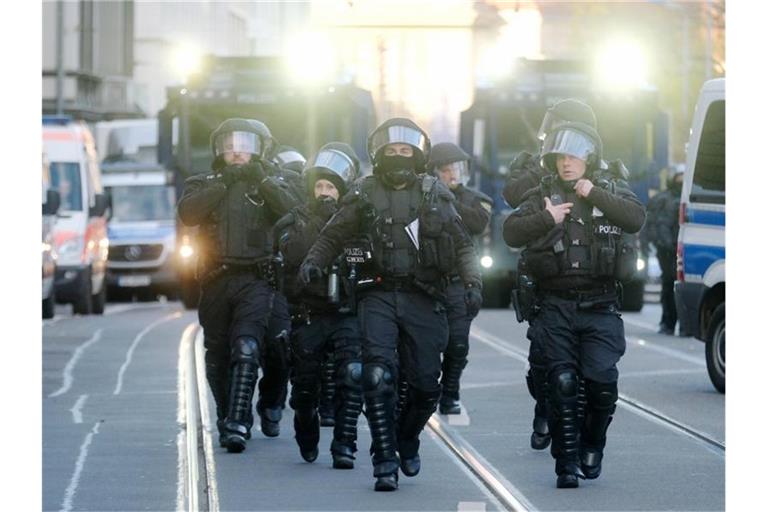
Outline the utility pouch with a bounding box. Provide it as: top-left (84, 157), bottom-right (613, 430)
top-left (525, 225), bottom-right (565, 280)
top-left (614, 236), bottom-right (638, 282)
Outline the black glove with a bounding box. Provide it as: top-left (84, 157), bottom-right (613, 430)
top-left (464, 284), bottom-right (483, 317)
top-left (221, 165), bottom-right (244, 185)
top-left (298, 260), bottom-right (323, 288)
top-left (510, 151), bottom-right (534, 171)
top-left (241, 162), bottom-right (268, 183)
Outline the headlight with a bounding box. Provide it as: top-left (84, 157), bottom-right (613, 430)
top-left (58, 236), bottom-right (84, 258)
top-left (636, 257), bottom-right (646, 272)
top-left (480, 256), bottom-right (494, 269)
top-left (179, 244), bottom-right (194, 259)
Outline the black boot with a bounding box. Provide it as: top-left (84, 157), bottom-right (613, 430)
top-left (319, 352), bottom-right (336, 427)
top-left (206, 357), bottom-right (230, 448)
top-left (293, 407), bottom-right (320, 462)
top-left (439, 356), bottom-right (467, 415)
top-left (363, 364), bottom-right (399, 491)
top-left (526, 367), bottom-right (551, 450)
top-left (549, 369), bottom-right (581, 488)
top-left (257, 401), bottom-right (282, 438)
top-left (223, 357), bottom-right (259, 452)
top-left (580, 380), bottom-right (618, 480)
top-left (397, 387), bottom-right (440, 477)
top-left (332, 362), bottom-right (363, 470)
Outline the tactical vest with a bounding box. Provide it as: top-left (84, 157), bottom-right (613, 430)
top-left (358, 176), bottom-right (453, 283)
top-left (204, 179), bottom-right (274, 264)
top-left (525, 176), bottom-right (635, 284)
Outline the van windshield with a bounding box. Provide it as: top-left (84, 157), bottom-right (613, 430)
top-left (49, 162), bottom-right (83, 211)
top-left (107, 185), bottom-right (176, 222)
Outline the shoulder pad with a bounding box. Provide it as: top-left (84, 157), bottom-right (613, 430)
top-left (520, 185), bottom-right (543, 203)
top-left (463, 186), bottom-right (493, 205)
top-left (509, 151), bottom-right (535, 171)
top-left (431, 179), bottom-right (455, 201)
top-left (608, 159), bottom-right (630, 180)
top-left (342, 179), bottom-right (369, 205)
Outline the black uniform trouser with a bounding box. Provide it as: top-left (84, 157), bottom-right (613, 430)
top-left (439, 281), bottom-right (474, 401)
top-left (358, 289), bottom-right (448, 475)
top-left (657, 247), bottom-right (678, 331)
top-left (526, 315), bottom-right (549, 421)
top-left (537, 295), bottom-right (625, 471)
top-left (289, 312), bottom-right (363, 451)
top-left (199, 274), bottom-right (291, 424)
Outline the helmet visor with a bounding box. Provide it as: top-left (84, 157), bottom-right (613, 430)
top-left (213, 131), bottom-right (262, 156)
top-left (436, 160), bottom-right (469, 186)
top-left (541, 129), bottom-right (596, 162)
top-left (370, 125), bottom-right (428, 158)
top-left (276, 150), bottom-right (306, 167)
top-left (537, 110), bottom-right (573, 141)
top-left (307, 149), bottom-right (356, 183)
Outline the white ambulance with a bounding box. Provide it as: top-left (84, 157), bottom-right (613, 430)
top-left (42, 116), bottom-right (109, 315)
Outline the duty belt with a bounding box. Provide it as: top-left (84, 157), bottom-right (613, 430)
top-left (200, 259), bottom-right (277, 288)
top-left (540, 285), bottom-right (617, 306)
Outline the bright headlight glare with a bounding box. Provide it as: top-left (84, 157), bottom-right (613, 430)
top-left (179, 244), bottom-right (194, 259)
top-left (480, 256), bottom-right (494, 268)
top-left (636, 258), bottom-right (646, 271)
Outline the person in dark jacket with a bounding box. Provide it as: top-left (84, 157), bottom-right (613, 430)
top-left (503, 117), bottom-right (645, 488)
top-left (428, 142), bottom-right (492, 415)
top-left (642, 166), bottom-right (683, 334)
top-left (503, 99), bottom-right (598, 452)
top-left (299, 118), bottom-right (483, 491)
top-left (177, 118), bottom-right (299, 453)
top-left (276, 142), bottom-right (365, 468)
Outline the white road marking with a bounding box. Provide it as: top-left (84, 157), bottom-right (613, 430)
top-left (461, 381), bottom-right (514, 390)
top-left (622, 317), bottom-right (659, 332)
top-left (176, 324), bottom-right (193, 512)
top-left (69, 395), bottom-right (88, 424)
top-left (447, 407), bottom-right (471, 426)
top-left (620, 368), bottom-right (704, 378)
top-left (458, 502), bottom-right (487, 512)
top-left (627, 335), bottom-right (705, 367)
top-left (113, 312), bottom-right (182, 395)
top-left (60, 421), bottom-right (101, 512)
top-left (194, 328), bottom-right (220, 511)
top-left (48, 329), bottom-right (103, 398)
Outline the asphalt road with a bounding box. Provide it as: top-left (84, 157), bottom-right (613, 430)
top-left (42, 300), bottom-right (724, 511)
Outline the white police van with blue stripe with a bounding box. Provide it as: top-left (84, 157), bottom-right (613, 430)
top-left (674, 78), bottom-right (725, 393)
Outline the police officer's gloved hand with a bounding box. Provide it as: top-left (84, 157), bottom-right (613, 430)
top-left (221, 165), bottom-right (244, 185)
top-left (464, 283), bottom-right (483, 317)
top-left (298, 261), bottom-right (323, 288)
top-left (241, 162), bottom-right (268, 183)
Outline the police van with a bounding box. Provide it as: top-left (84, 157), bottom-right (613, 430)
top-left (42, 151), bottom-right (60, 319)
top-left (674, 78), bottom-right (725, 393)
top-left (43, 116), bottom-right (110, 315)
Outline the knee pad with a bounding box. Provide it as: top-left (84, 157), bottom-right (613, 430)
top-left (446, 339), bottom-right (469, 359)
top-left (551, 368), bottom-right (579, 400)
top-left (362, 363), bottom-right (393, 393)
top-left (585, 380), bottom-right (618, 411)
top-left (340, 361), bottom-right (362, 388)
top-left (231, 336), bottom-right (260, 364)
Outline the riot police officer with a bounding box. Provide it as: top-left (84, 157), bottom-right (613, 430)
top-left (269, 144), bottom-right (308, 204)
top-left (177, 118), bottom-right (298, 453)
top-left (299, 118), bottom-right (483, 491)
top-left (642, 166), bottom-right (684, 335)
top-left (276, 142), bottom-right (365, 468)
top-left (428, 142), bottom-right (492, 415)
top-left (504, 99), bottom-right (599, 451)
top-left (503, 118), bottom-right (645, 488)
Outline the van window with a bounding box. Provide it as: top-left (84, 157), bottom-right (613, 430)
top-left (107, 185), bottom-right (176, 222)
top-left (691, 100), bottom-right (725, 204)
top-left (50, 162), bottom-right (83, 211)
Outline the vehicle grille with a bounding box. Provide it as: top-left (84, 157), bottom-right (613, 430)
top-left (108, 243), bottom-right (164, 262)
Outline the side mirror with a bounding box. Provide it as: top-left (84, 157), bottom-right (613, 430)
top-left (43, 189), bottom-right (60, 216)
top-left (89, 193), bottom-right (108, 218)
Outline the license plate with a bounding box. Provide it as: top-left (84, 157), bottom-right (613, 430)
top-left (119, 275), bottom-right (152, 287)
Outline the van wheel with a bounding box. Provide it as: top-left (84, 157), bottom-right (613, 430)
top-left (92, 280), bottom-right (106, 315)
top-left (705, 303), bottom-right (725, 394)
top-left (43, 288), bottom-right (56, 319)
top-left (73, 270), bottom-right (93, 315)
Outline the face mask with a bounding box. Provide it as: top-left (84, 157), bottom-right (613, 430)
top-left (312, 195), bottom-right (338, 220)
top-left (378, 155), bottom-right (416, 187)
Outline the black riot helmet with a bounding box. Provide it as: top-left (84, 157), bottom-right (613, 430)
top-left (540, 121), bottom-right (603, 174)
top-left (428, 142), bottom-right (471, 188)
top-left (210, 118), bottom-right (275, 170)
top-left (367, 117), bottom-right (431, 171)
top-left (304, 142), bottom-right (360, 198)
top-left (271, 145), bottom-right (307, 173)
top-left (537, 99), bottom-right (598, 142)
